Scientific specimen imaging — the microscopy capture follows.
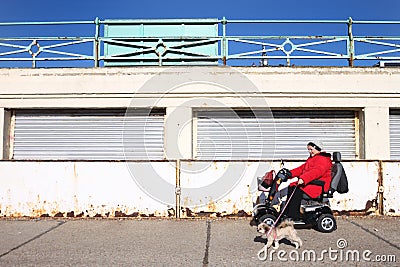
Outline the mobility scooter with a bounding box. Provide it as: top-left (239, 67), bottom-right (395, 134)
top-left (250, 152), bottom-right (348, 233)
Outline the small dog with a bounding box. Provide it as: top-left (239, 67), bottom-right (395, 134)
top-left (257, 220), bottom-right (303, 249)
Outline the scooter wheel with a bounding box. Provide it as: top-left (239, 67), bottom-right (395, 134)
top-left (316, 214), bottom-right (337, 233)
top-left (259, 214), bottom-right (277, 226)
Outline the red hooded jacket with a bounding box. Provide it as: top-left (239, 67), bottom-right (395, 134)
top-left (290, 152), bottom-right (332, 198)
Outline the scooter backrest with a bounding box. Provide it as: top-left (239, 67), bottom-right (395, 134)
top-left (333, 151), bottom-right (341, 162)
top-left (331, 151), bottom-right (349, 193)
top-left (330, 162), bottom-right (343, 191)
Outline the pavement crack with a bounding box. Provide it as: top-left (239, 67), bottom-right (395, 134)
top-left (346, 218), bottom-right (400, 251)
top-left (0, 220), bottom-right (67, 259)
top-left (202, 220), bottom-right (211, 267)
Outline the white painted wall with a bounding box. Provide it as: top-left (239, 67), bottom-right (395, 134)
top-left (0, 160), bottom-right (396, 217)
top-left (0, 161), bottom-right (175, 217)
top-left (363, 107), bottom-right (391, 159)
top-left (382, 162), bottom-right (400, 215)
top-left (0, 67), bottom-right (399, 217)
top-left (0, 108), bottom-right (5, 159)
top-left (165, 107), bottom-right (193, 160)
top-left (1, 67), bottom-right (399, 160)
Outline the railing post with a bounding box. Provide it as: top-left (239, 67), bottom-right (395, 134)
top-left (347, 17), bottom-right (354, 67)
top-left (94, 17), bottom-right (100, 67)
top-left (221, 17), bottom-right (227, 65)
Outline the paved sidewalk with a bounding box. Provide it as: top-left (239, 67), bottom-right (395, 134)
top-left (0, 216), bottom-right (398, 266)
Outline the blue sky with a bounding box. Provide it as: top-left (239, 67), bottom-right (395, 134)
top-left (2, 0), bottom-right (400, 21)
top-left (1, 0), bottom-right (399, 67)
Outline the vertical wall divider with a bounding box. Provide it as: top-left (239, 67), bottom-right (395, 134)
top-left (377, 160), bottom-right (384, 215)
top-left (175, 159), bottom-right (181, 219)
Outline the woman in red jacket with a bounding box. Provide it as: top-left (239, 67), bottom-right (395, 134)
top-left (283, 141), bottom-right (332, 220)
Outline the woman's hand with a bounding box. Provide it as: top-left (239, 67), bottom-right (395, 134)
top-left (298, 178), bottom-right (304, 185)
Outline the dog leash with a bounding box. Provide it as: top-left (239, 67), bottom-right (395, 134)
top-left (258, 184), bottom-right (299, 260)
top-left (266, 184), bottom-right (299, 238)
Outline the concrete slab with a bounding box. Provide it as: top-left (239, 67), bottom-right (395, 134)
top-left (0, 216), bottom-right (398, 266)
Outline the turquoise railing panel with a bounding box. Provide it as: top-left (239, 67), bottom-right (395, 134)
top-left (103, 19), bottom-right (219, 66)
top-left (0, 18), bottom-right (399, 67)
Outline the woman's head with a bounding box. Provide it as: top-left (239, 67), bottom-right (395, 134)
top-left (307, 140), bottom-right (323, 157)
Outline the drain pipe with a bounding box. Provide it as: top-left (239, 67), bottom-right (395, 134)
top-left (175, 159), bottom-right (181, 219)
top-left (377, 160), bottom-right (384, 215)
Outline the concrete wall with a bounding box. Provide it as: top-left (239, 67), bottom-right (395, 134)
top-left (0, 67), bottom-right (400, 160)
top-left (382, 162), bottom-right (400, 215)
top-left (0, 160), bottom-right (398, 218)
top-left (0, 66), bottom-right (399, 217)
top-left (0, 161), bottom-right (175, 218)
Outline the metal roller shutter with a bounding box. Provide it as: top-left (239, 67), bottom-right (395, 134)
top-left (390, 110), bottom-right (400, 159)
top-left (272, 111), bottom-right (356, 159)
top-left (196, 110), bottom-right (275, 160)
top-left (196, 110), bottom-right (356, 160)
top-left (13, 109), bottom-right (165, 160)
